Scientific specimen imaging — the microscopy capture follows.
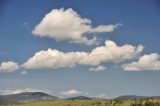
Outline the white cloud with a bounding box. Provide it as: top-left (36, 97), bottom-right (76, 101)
top-left (22, 40), bottom-right (143, 70)
top-left (89, 65), bottom-right (107, 72)
top-left (32, 8), bottom-right (120, 45)
top-left (0, 88), bottom-right (44, 95)
top-left (123, 53), bottom-right (160, 71)
top-left (82, 92), bottom-right (109, 98)
top-left (90, 24), bottom-right (122, 33)
top-left (61, 89), bottom-right (81, 96)
top-left (0, 61), bottom-right (19, 72)
top-left (21, 70), bottom-right (27, 75)
top-left (22, 49), bottom-right (88, 69)
top-left (79, 40), bottom-right (144, 66)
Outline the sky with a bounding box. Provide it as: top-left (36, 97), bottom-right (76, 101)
top-left (0, 0), bottom-right (160, 98)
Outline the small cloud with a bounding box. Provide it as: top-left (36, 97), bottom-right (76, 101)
top-left (89, 65), bottom-right (107, 72)
top-left (84, 92), bottom-right (90, 96)
top-left (0, 61), bottom-right (19, 72)
top-left (61, 89), bottom-right (81, 96)
top-left (122, 53), bottom-right (160, 71)
top-left (21, 70), bottom-right (27, 75)
top-left (83, 92), bottom-right (108, 99)
top-left (23, 22), bottom-right (27, 26)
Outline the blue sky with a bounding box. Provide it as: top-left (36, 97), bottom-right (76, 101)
top-left (0, 0), bottom-right (160, 98)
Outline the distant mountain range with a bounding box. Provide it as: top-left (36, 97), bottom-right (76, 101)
top-left (0, 92), bottom-right (160, 105)
top-left (0, 92), bottom-right (58, 104)
top-left (67, 96), bottom-right (93, 100)
top-left (114, 95), bottom-right (160, 100)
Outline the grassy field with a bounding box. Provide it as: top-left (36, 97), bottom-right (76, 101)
top-left (10, 99), bottom-right (160, 106)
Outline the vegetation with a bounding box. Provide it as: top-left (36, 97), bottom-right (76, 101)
top-left (7, 98), bottom-right (160, 106)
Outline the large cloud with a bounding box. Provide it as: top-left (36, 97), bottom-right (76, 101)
top-left (0, 61), bottom-right (19, 72)
top-left (22, 40), bottom-right (143, 70)
top-left (79, 40), bottom-right (144, 66)
top-left (32, 8), bottom-right (120, 45)
top-left (123, 53), bottom-right (160, 71)
top-left (22, 49), bottom-right (88, 69)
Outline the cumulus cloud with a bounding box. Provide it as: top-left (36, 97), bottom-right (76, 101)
top-left (61, 89), bottom-right (81, 96)
top-left (0, 88), bottom-right (44, 95)
top-left (123, 53), bottom-right (160, 71)
top-left (0, 61), bottom-right (19, 72)
top-left (22, 40), bottom-right (143, 70)
top-left (22, 49), bottom-right (88, 69)
top-left (79, 40), bottom-right (144, 66)
top-left (32, 8), bottom-right (120, 45)
top-left (89, 65), bottom-right (107, 72)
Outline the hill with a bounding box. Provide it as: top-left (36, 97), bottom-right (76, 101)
top-left (67, 96), bottom-right (93, 100)
top-left (0, 92), bottom-right (58, 103)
